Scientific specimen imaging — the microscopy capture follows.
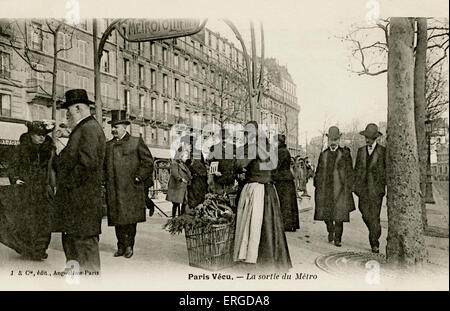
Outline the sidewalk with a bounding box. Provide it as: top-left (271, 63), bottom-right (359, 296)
top-left (0, 181), bottom-right (448, 290)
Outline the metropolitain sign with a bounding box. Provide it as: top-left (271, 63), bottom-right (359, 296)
top-left (123, 19), bottom-right (206, 42)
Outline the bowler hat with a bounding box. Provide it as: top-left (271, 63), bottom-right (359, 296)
top-left (360, 123), bottom-right (382, 139)
top-left (326, 126), bottom-right (342, 140)
top-left (108, 110), bottom-right (130, 126)
top-left (62, 89), bottom-right (94, 109)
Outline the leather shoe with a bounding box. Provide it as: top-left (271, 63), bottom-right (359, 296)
top-left (328, 233), bottom-right (334, 243)
top-left (124, 246), bottom-right (133, 258)
top-left (371, 246), bottom-right (380, 254)
top-left (114, 249), bottom-right (125, 257)
top-left (334, 241), bottom-right (342, 247)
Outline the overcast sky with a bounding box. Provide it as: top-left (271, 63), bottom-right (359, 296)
top-left (2, 0), bottom-right (448, 145)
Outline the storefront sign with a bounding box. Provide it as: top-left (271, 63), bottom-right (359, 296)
top-left (0, 139), bottom-right (19, 146)
top-left (124, 19), bottom-right (206, 42)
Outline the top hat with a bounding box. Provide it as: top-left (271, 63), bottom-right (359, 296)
top-left (360, 123), bottom-right (383, 139)
top-left (108, 110), bottom-right (130, 126)
top-left (61, 89), bottom-right (94, 109)
top-left (326, 126), bottom-right (342, 140)
top-left (26, 120), bottom-right (55, 135)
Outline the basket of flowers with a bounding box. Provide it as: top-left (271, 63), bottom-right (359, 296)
top-left (164, 193), bottom-right (236, 271)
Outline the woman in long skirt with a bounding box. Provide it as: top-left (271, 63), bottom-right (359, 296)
top-left (274, 134), bottom-right (300, 232)
top-left (0, 121), bottom-right (56, 260)
top-left (233, 122), bottom-right (292, 271)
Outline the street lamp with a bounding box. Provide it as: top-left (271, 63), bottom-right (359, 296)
top-left (424, 119), bottom-right (436, 204)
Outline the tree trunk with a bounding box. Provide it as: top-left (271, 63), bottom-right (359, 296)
top-left (413, 18), bottom-right (428, 230)
top-left (386, 17), bottom-right (428, 268)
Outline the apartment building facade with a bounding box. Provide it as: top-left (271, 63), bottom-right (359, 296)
top-left (0, 19), bottom-right (301, 178)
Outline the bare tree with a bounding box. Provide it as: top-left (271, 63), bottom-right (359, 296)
top-left (340, 18), bottom-right (449, 229)
top-left (5, 19), bottom-right (75, 126)
top-left (223, 20), bottom-right (265, 122)
top-left (199, 61), bottom-right (249, 127)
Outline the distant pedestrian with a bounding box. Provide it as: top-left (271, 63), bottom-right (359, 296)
top-left (354, 123), bottom-right (386, 253)
top-left (167, 149), bottom-right (192, 217)
top-left (313, 126), bottom-right (355, 247)
top-left (274, 134), bottom-right (300, 232)
top-left (104, 110), bottom-right (154, 259)
top-left (54, 89), bottom-right (106, 273)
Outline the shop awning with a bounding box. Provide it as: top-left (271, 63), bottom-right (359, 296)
top-left (0, 121), bottom-right (27, 145)
top-left (149, 147), bottom-right (172, 159)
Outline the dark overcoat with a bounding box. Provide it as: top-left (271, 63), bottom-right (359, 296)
top-left (354, 144), bottom-right (386, 218)
top-left (54, 116), bottom-right (106, 236)
top-left (313, 146), bottom-right (355, 222)
top-left (166, 160), bottom-right (192, 204)
top-left (104, 133), bottom-right (154, 226)
top-left (187, 159), bottom-right (208, 208)
top-left (354, 144), bottom-right (386, 198)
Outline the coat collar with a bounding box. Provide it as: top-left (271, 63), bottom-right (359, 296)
top-left (70, 115), bottom-right (95, 137)
top-left (113, 132), bottom-right (130, 145)
top-left (361, 144), bottom-right (380, 170)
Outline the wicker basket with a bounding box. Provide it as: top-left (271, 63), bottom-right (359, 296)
top-left (184, 223), bottom-right (235, 271)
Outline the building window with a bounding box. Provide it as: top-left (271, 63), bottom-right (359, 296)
top-left (0, 93), bottom-right (11, 116)
top-left (151, 127), bottom-right (156, 142)
top-left (139, 94), bottom-right (145, 116)
top-left (31, 22), bottom-right (43, 51)
top-left (78, 40), bottom-right (88, 65)
top-left (151, 98), bottom-right (156, 118)
top-left (202, 88), bottom-right (207, 103)
top-left (123, 59), bottom-right (130, 80)
top-left (163, 101), bottom-right (168, 120)
top-left (162, 47), bottom-right (168, 65)
top-left (0, 52), bottom-right (10, 79)
top-left (124, 89), bottom-right (130, 112)
top-left (78, 75), bottom-right (89, 90)
top-left (150, 69), bottom-right (156, 88)
top-left (193, 86), bottom-right (198, 101)
top-left (162, 74), bottom-right (168, 93)
top-left (174, 54), bottom-right (179, 68)
top-left (193, 62), bottom-right (198, 76)
top-left (185, 82), bottom-right (190, 98)
top-left (150, 42), bottom-right (155, 60)
top-left (58, 32), bottom-right (71, 59)
top-left (138, 64), bottom-right (145, 85)
top-left (184, 58), bottom-right (189, 72)
top-left (138, 42), bottom-right (144, 55)
top-left (174, 78), bottom-right (180, 98)
top-left (163, 130), bottom-right (169, 145)
top-left (101, 50), bottom-right (110, 73)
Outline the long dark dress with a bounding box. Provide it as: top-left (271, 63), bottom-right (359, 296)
top-left (187, 158), bottom-right (208, 208)
top-left (234, 142), bottom-right (292, 271)
top-left (0, 133), bottom-right (56, 259)
top-left (274, 144), bottom-right (300, 231)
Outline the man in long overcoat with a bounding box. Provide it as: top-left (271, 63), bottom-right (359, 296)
top-left (313, 126), bottom-right (355, 247)
top-left (354, 123), bottom-right (386, 253)
top-left (54, 89), bottom-right (106, 273)
top-left (104, 110), bottom-right (154, 258)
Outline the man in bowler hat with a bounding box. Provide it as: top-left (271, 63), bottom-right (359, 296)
top-left (313, 126), bottom-right (355, 247)
top-left (54, 89), bottom-right (106, 273)
top-left (354, 123), bottom-right (386, 253)
top-left (104, 110), bottom-right (154, 258)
